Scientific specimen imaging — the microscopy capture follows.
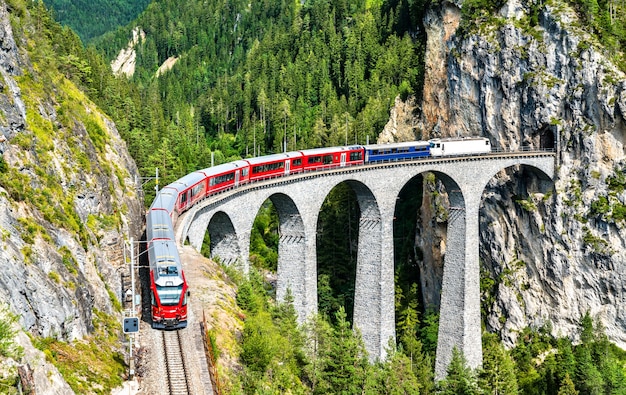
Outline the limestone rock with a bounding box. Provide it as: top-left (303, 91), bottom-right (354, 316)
top-left (386, 0), bottom-right (626, 348)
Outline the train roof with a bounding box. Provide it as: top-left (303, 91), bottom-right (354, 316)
top-left (363, 141), bottom-right (430, 150)
top-left (300, 146), bottom-right (363, 156)
top-left (429, 136), bottom-right (489, 142)
top-left (150, 188), bottom-right (178, 213)
top-left (197, 160), bottom-right (250, 176)
top-left (244, 152), bottom-right (303, 165)
top-left (149, 239), bottom-right (184, 287)
top-left (146, 208), bottom-right (175, 242)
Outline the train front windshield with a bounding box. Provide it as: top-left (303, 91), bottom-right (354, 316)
top-left (156, 284), bottom-right (185, 306)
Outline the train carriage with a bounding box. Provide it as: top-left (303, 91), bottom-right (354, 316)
top-left (150, 186), bottom-right (179, 214)
top-left (155, 171), bottom-right (207, 215)
top-left (200, 160), bottom-right (251, 195)
top-left (364, 141), bottom-right (430, 162)
top-left (300, 146), bottom-right (364, 171)
top-left (245, 152), bottom-right (304, 181)
top-left (146, 208), bottom-right (175, 241)
top-left (429, 137), bottom-right (491, 156)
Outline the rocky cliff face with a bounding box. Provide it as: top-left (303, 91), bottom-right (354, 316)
top-left (384, 0), bottom-right (626, 348)
top-left (0, 1), bottom-right (143, 392)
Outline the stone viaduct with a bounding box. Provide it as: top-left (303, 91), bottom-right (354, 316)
top-left (178, 151), bottom-right (555, 378)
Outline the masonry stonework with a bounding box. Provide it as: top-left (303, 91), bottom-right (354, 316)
top-left (179, 153), bottom-right (555, 376)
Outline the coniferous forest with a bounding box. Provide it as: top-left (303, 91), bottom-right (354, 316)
top-left (27, 0), bottom-right (626, 392)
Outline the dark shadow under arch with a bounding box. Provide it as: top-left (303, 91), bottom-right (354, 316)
top-left (206, 211), bottom-right (239, 265)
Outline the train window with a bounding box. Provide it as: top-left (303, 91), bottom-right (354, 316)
top-left (242, 168), bottom-right (248, 177)
top-left (350, 151), bottom-right (362, 161)
top-left (308, 156), bottom-right (322, 164)
top-left (253, 162), bottom-right (285, 174)
top-left (323, 155), bottom-right (334, 164)
top-left (158, 265), bottom-right (179, 276)
top-left (191, 184), bottom-right (204, 197)
top-left (293, 159), bottom-right (302, 166)
top-left (156, 284), bottom-right (183, 305)
top-left (180, 193), bottom-right (187, 203)
top-left (210, 172), bottom-right (235, 185)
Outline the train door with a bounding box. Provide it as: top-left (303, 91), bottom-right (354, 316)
top-left (179, 191), bottom-right (189, 211)
top-left (235, 170), bottom-right (240, 187)
top-left (285, 160), bottom-right (291, 175)
top-left (340, 153), bottom-right (346, 167)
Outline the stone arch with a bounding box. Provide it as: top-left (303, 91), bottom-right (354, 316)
top-left (478, 163), bottom-right (556, 342)
top-left (392, 171), bottom-right (457, 320)
top-left (206, 211), bottom-right (239, 265)
top-left (341, 180), bottom-right (386, 360)
top-left (267, 193), bottom-right (307, 313)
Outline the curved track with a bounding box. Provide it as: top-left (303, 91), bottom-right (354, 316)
top-left (162, 330), bottom-right (192, 395)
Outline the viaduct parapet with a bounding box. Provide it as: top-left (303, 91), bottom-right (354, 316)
top-left (178, 152), bottom-right (555, 378)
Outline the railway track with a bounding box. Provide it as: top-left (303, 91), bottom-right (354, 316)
top-left (162, 330), bottom-right (192, 395)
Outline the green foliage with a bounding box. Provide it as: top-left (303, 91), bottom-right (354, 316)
top-left (42, 0), bottom-right (151, 43)
top-left (313, 307), bottom-right (369, 395)
top-left (516, 196), bottom-right (537, 212)
top-left (437, 348), bottom-right (482, 395)
top-left (0, 304), bottom-right (23, 359)
top-left (607, 168), bottom-right (626, 193)
top-left (613, 202), bottom-right (626, 221)
top-left (364, 344), bottom-right (421, 394)
top-left (509, 312), bottom-right (626, 395)
top-left (235, 270), bottom-right (268, 314)
top-left (569, 0), bottom-right (626, 71)
top-left (83, 0), bottom-right (426, 200)
top-left (557, 373), bottom-right (579, 395)
top-left (235, 270), bottom-right (309, 394)
top-left (479, 333), bottom-right (518, 394)
top-left (590, 195), bottom-right (610, 216)
top-left (582, 227), bottom-right (610, 254)
top-left (317, 183), bottom-right (360, 322)
top-left (249, 200), bottom-right (279, 271)
top-left (458, 0), bottom-right (507, 37)
top-left (419, 310), bottom-right (440, 356)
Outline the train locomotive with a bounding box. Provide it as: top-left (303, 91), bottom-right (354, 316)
top-left (145, 136), bottom-right (490, 329)
top-left (146, 207), bottom-right (189, 329)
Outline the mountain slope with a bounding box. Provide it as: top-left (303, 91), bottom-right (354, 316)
top-left (0, 0), bottom-right (143, 392)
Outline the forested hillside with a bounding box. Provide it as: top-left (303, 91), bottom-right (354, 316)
top-left (91, 0), bottom-right (428, 203)
top-left (41, 0), bottom-right (151, 42)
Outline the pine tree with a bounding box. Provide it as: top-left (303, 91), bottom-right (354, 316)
top-left (314, 307), bottom-right (368, 395)
top-left (557, 373), bottom-right (579, 395)
top-left (437, 348), bottom-right (482, 395)
top-left (479, 333), bottom-right (518, 395)
top-left (363, 344), bottom-right (421, 395)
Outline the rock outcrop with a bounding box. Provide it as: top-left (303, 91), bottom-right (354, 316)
top-left (0, 1), bottom-right (144, 392)
top-left (384, 0), bottom-right (626, 349)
